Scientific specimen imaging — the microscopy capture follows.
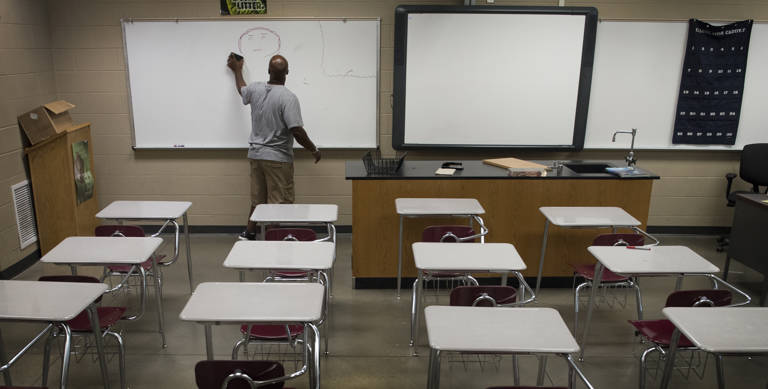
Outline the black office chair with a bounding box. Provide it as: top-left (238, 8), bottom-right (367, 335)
top-left (716, 143), bottom-right (768, 253)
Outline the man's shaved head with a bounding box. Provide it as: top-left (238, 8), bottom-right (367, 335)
top-left (268, 55), bottom-right (289, 79)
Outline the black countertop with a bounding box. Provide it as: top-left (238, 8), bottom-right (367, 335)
top-left (346, 160), bottom-right (660, 180)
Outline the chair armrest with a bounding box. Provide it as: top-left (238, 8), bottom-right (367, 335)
top-left (725, 172), bottom-right (737, 206)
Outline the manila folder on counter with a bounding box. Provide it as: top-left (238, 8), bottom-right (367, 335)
top-left (483, 157), bottom-right (547, 171)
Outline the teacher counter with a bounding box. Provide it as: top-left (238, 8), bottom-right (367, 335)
top-left (346, 160), bottom-right (659, 289)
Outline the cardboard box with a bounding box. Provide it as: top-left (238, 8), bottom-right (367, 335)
top-left (17, 100), bottom-right (76, 145)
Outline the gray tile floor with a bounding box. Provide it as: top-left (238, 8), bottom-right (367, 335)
top-left (2, 233), bottom-right (767, 388)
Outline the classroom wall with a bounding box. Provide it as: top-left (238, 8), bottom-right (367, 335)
top-left (1, 0), bottom-right (764, 271)
top-left (0, 0), bottom-right (53, 272)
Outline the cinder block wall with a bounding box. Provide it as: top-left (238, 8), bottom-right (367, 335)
top-left (1, 0), bottom-right (763, 271)
top-left (0, 0), bottom-right (55, 271)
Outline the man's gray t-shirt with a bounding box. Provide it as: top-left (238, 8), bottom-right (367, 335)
top-left (241, 82), bottom-right (303, 162)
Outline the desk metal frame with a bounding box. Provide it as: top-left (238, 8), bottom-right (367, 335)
top-left (97, 201), bottom-right (194, 292)
top-left (580, 271), bottom-right (750, 360)
top-left (0, 281), bottom-right (110, 389)
top-left (396, 199), bottom-right (488, 298)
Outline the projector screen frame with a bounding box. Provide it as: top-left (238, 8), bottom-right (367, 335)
top-left (392, 5), bottom-right (598, 151)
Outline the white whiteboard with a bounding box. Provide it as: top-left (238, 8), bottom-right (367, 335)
top-left (402, 13), bottom-right (586, 147)
top-left (123, 19), bottom-right (379, 149)
top-left (586, 20), bottom-right (768, 150)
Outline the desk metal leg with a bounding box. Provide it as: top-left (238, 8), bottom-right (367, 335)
top-left (397, 215), bottom-right (404, 299)
top-left (308, 323), bottom-right (321, 389)
top-left (410, 273), bottom-right (423, 351)
top-left (536, 355), bottom-right (547, 386)
top-left (659, 328), bottom-right (681, 389)
top-left (578, 261), bottom-right (603, 361)
top-left (183, 213), bottom-right (194, 292)
top-left (715, 354), bottom-right (725, 389)
top-left (0, 328), bottom-right (11, 386)
top-left (536, 220), bottom-right (550, 295)
top-left (60, 324), bottom-right (72, 389)
top-left (204, 325), bottom-right (214, 360)
top-left (86, 305), bottom-right (110, 389)
top-left (427, 348), bottom-right (441, 389)
top-left (151, 260), bottom-right (167, 348)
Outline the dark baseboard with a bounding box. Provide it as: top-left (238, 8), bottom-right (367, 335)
top-left (0, 249), bottom-right (41, 280)
top-left (353, 276), bottom-right (572, 290)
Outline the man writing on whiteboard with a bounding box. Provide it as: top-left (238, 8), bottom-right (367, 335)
top-left (227, 53), bottom-right (322, 241)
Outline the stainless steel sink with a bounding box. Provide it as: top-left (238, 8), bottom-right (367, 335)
top-left (564, 163), bottom-right (611, 174)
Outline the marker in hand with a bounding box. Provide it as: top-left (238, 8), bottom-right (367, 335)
top-left (626, 246), bottom-right (651, 250)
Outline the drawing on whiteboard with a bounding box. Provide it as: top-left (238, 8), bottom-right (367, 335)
top-left (319, 22), bottom-right (375, 79)
top-left (238, 27), bottom-right (281, 59)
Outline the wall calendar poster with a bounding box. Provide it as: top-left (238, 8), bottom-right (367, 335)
top-left (673, 19), bottom-right (752, 145)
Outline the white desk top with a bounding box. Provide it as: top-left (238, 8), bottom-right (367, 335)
top-left (250, 204), bottom-right (338, 223)
top-left (223, 241), bottom-right (335, 270)
top-left (539, 206), bottom-right (640, 227)
top-left (425, 306), bottom-right (579, 353)
top-left (0, 280), bottom-right (107, 322)
top-left (96, 200), bottom-right (192, 220)
top-left (587, 245), bottom-right (719, 275)
top-left (179, 282), bottom-right (324, 323)
top-left (412, 243), bottom-right (526, 272)
top-left (41, 236), bottom-right (162, 265)
top-left (663, 307), bottom-right (768, 353)
top-left (395, 198), bottom-right (485, 216)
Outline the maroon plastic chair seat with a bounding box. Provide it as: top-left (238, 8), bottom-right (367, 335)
top-left (265, 228), bottom-right (317, 278)
top-left (423, 225), bottom-right (476, 278)
top-left (239, 324), bottom-right (304, 340)
top-left (67, 307), bottom-right (127, 332)
top-left (95, 225), bottom-right (166, 272)
top-left (572, 233), bottom-right (645, 282)
top-left (629, 289), bottom-right (732, 347)
top-left (572, 264), bottom-right (630, 282)
top-left (194, 360), bottom-right (291, 389)
top-left (629, 319), bottom-right (695, 347)
top-left (450, 286), bottom-right (517, 307)
top-left (629, 289), bottom-right (734, 389)
top-left (38, 275), bottom-right (127, 331)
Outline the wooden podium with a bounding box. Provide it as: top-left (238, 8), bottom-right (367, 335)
top-left (25, 123), bottom-right (98, 255)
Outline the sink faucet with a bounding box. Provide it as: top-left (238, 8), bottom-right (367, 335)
top-left (612, 128), bottom-right (638, 167)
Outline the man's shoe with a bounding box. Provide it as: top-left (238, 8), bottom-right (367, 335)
top-left (238, 230), bottom-right (257, 241)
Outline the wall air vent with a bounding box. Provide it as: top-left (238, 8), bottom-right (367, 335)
top-left (11, 180), bottom-right (37, 250)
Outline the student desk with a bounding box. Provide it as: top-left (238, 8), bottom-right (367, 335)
top-left (179, 282), bottom-right (324, 389)
top-left (424, 306), bottom-right (593, 389)
top-left (536, 206), bottom-right (648, 294)
top-left (40, 236), bottom-right (167, 347)
top-left (660, 307), bottom-right (768, 389)
top-left (223, 240), bottom-right (335, 351)
top-left (411, 242), bottom-right (532, 349)
top-left (250, 203), bottom-right (338, 242)
top-left (579, 245), bottom-right (721, 359)
top-left (96, 200), bottom-right (194, 292)
top-left (0, 280), bottom-right (110, 389)
top-left (725, 192), bottom-right (768, 305)
top-left (346, 160), bottom-right (658, 289)
top-left (396, 198), bottom-right (487, 297)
